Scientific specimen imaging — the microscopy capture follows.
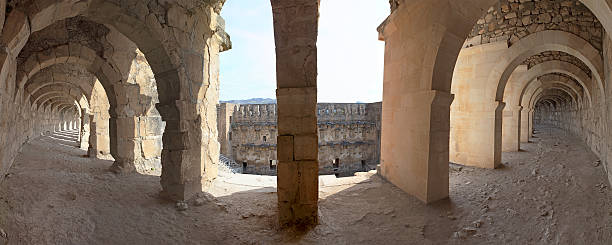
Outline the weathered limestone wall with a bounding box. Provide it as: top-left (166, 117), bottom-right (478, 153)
top-left (218, 103), bottom-right (381, 176)
top-left (0, 64), bottom-right (79, 181)
top-left (88, 81), bottom-right (111, 158)
top-left (451, 42), bottom-right (507, 169)
top-left (501, 66), bottom-right (528, 152)
top-left (122, 50), bottom-right (164, 175)
top-left (217, 103), bottom-right (237, 158)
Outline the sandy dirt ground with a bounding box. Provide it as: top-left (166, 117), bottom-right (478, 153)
top-left (0, 126), bottom-right (611, 244)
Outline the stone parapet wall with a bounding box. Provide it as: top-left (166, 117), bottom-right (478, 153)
top-left (218, 102), bottom-right (382, 176)
top-left (232, 104), bottom-right (277, 124)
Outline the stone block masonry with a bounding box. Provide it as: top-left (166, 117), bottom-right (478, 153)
top-left (217, 102), bottom-right (382, 176)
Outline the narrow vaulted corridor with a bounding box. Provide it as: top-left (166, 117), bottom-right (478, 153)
top-left (1, 127), bottom-right (610, 244)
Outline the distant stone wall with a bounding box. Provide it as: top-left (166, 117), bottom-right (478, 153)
top-left (217, 103), bottom-right (382, 176)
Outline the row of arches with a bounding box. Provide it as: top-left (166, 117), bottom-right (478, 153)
top-left (0, 0), bottom-right (322, 228)
top-left (0, 0), bottom-right (228, 202)
top-left (378, 0), bottom-right (612, 206)
top-left (1, 0), bottom-right (612, 229)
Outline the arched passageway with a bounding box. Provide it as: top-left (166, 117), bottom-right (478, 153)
top-left (378, 0), bottom-right (612, 204)
top-left (0, 0), bottom-right (611, 241)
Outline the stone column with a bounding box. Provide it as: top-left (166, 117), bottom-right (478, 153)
top-left (271, 0), bottom-right (320, 227)
top-left (149, 3), bottom-right (229, 202)
top-left (109, 109), bottom-right (139, 174)
top-left (450, 101), bottom-right (504, 169)
top-left (88, 112), bottom-right (110, 158)
top-left (520, 107), bottom-right (530, 143)
top-left (88, 114), bottom-right (98, 157)
top-left (80, 109), bottom-right (91, 150)
top-left (380, 90), bottom-right (454, 203)
top-left (529, 108), bottom-right (535, 137)
top-left (502, 106), bottom-right (522, 152)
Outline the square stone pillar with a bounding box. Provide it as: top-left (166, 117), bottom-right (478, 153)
top-left (380, 90), bottom-right (454, 203)
top-left (109, 116), bottom-right (139, 173)
top-left (157, 102), bottom-right (206, 201)
top-left (502, 106), bottom-right (522, 152)
top-left (520, 107), bottom-right (530, 143)
top-left (79, 110), bottom-right (91, 150)
top-left (271, 0), bottom-right (320, 227)
top-left (529, 109), bottom-right (535, 137)
top-left (450, 101), bottom-right (504, 169)
top-left (151, 4), bottom-right (229, 202)
top-left (88, 114), bottom-right (98, 157)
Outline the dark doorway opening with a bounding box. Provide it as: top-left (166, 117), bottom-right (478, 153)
top-left (269, 160), bottom-right (276, 170)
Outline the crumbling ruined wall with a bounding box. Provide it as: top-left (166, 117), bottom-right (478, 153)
top-left (124, 50), bottom-right (164, 175)
top-left (218, 103), bottom-right (382, 176)
top-left (88, 81), bottom-right (111, 158)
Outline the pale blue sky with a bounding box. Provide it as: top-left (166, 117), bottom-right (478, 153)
top-left (219, 1), bottom-right (389, 103)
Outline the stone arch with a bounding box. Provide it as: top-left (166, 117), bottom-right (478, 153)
top-left (540, 82), bottom-right (582, 109)
top-left (16, 44), bottom-right (120, 107)
top-left (579, 0), bottom-right (612, 40)
top-left (453, 31), bottom-right (603, 165)
top-left (46, 99), bottom-right (79, 114)
top-left (56, 102), bottom-right (79, 115)
top-left (377, 0), bottom-right (612, 204)
top-left (36, 92), bottom-right (82, 110)
top-left (493, 30), bottom-right (604, 102)
top-left (539, 76), bottom-right (584, 103)
top-left (27, 81), bottom-right (93, 103)
top-left (540, 87), bottom-right (576, 106)
top-left (529, 88), bottom-right (574, 110)
top-left (1, 0), bottom-right (229, 201)
top-left (523, 82), bottom-right (543, 111)
top-left (524, 78), bottom-right (583, 111)
top-left (516, 60), bottom-right (594, 108)
top-left (377, 0), bottom-right (498, 203)
top-left (536, 93), bottom-right (572, 110)
top-left (82, 0), bottom-right (227, 200)
top-left (57, 104), bottom-right (75, 113)
top-left (30, 84), bottom-right (88, 109)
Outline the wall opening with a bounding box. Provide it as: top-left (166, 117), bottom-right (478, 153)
top-left (269, 160), bottom-right (276, 170)
top-left (217, 0), bottom-right (387, 179)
